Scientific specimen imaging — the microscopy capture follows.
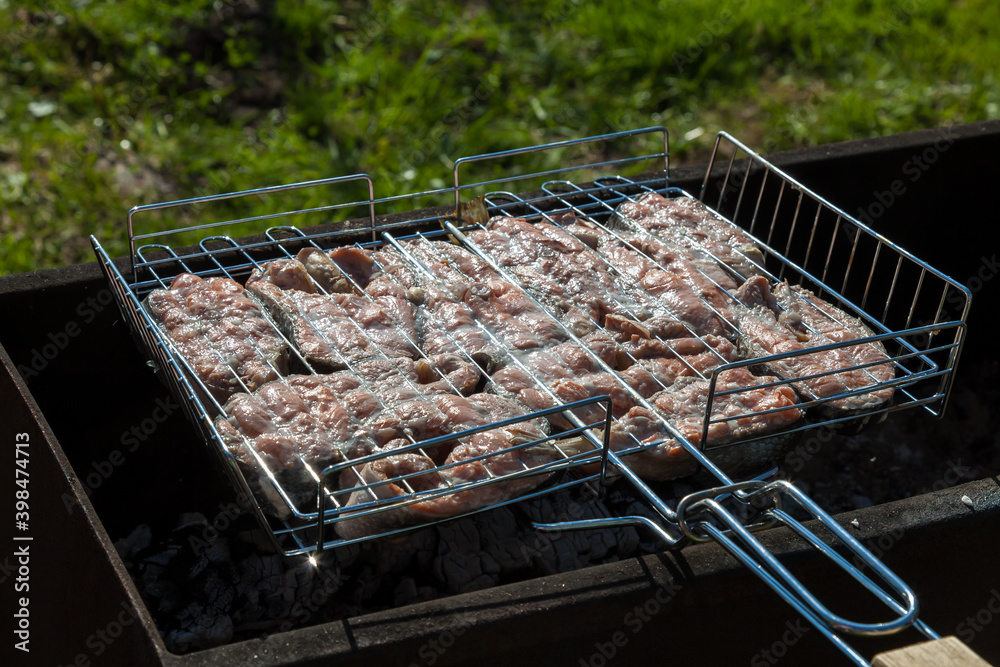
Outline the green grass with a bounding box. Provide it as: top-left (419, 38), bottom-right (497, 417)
top-left (1, 0), bottom-right (997, 275)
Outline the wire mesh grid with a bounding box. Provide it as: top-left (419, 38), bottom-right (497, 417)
top-left (699, 132), bottom-right (969, 415)
top-left (90, 127), bottom-right (969, 559)
top-left (94, 230), bottom-right (618, 556)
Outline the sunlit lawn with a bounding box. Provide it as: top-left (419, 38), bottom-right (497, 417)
top-left (1, 0), bottom-right (997, 274)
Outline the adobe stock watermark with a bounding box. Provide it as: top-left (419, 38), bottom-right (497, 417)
top-left (908, 251), bottom-right (997, 349)
top-left (778, 422), bottom-right (842, 475)
top-left (855, 124), bottom-right (959, 226)
top-left (192, 109), bottom-right (291, 199)
top-left (708, 121), bottom-right (877, 243)
top-left (55, 600), bottom-right (139, 667)
top-left (517, 496), bottom-right (593, 567)
top-left (753, 457), bottom-right (973, 664)
top-left (956, 588), bottom-right (1000, 644)
top-left (542, 0), bottom-right (584, 25)
top-left (3, 3), bottom-right (64, 52)
top-left (754, 97), bottom-right (883, 165)
top-left (877, 0), bottom-right (930, 36)
top-left (56, 55), bottom-right (165, 171)
top-left (177, 497), bottom-right (350, 635)
top-left (275, 564), bottom-right (347, 634)
top-left (578, 582), bottom-right (683, 666)
top-left (60, 395), bottom-right (181, 514)
top-left (787, 458), bottom-right (970, 582)
top-left (186, 495), bottom-right (255, 555)
top-left (750, 618), bottom-right (811, 666)
top-left (848, 458), bottom-right (974, 572)
top-left (16, 288), bottom-right (116, 382)
top-left (405, 624), bottom-right (469, 667)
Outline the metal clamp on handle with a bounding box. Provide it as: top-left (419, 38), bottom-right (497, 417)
top-left (676, 479), bottom-right (939, 666)
top-left (531, 448), bottom-right (688, 548)
top-left (533, 514), bottom-right (683, 548)
top-left (531, 459), bottom-right (784, 549)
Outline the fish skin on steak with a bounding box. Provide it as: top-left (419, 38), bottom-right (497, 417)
top-left (454, 214), bottom-right (809, 480)
top-left (489, 333), bottom-right (628, 429)
top-left (144, 273), bottom-right (289, 400)
top-left (558, 210), bottom-right (893, 413)
top-left (192, 197), bottom-right (873, 537)
top-left (294, 247), bottom-right (356, 294)
top-left (615, 331), bottom-right (741, 398)
top-left (773, 281), bottom-right (895, 409)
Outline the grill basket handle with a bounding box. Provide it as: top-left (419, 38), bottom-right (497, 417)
top-left (674, 479), bottom-right (940, 665)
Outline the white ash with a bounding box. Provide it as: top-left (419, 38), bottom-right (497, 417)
top-left (516, 489), bottom-right (640, 576)
top-left (114, 482), bottom-right (659, 653)
top-left (111, 361), bottom-right (1000, 654)
top-left (121, 399), bottom-right (995, 658)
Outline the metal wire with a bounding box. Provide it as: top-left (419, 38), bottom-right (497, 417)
top-left (91, 125), bottom-right (971, 663)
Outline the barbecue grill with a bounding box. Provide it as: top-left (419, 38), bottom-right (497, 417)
top-left (82, 127), bottom-right (973, 665)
